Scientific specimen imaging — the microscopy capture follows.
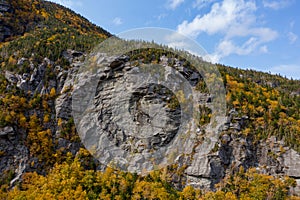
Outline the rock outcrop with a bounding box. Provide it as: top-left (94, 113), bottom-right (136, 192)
top-left (1, 52), bottom-right (300, 195)
top-left (186, 131), bottom-right (300, 194)
top-left (0, 126), bottom-right (29, 186)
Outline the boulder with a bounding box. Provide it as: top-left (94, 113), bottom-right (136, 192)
top-left (0, 126), bottom-right (14, 137)
top-left (5, 71), bottom-right (18, 84)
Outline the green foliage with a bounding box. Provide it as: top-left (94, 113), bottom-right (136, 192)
top-left (0, 155), bottom-right (172, 199)
top-left (59, 117), bottom-right (80, 142)
top-left (1, 160), bottom-right (298, 200)
top-left (220, 68), bottom-right (300, 152)
top-left (199, 105), bottom-right (212, 126)
top-left (0, 169), bottom-right (15, 186)
top-left (0, 93), bottom-right (28, 127)
top-left (216, 167), bottom-right (297, 200)
top-left (0, 0), bottom-right (111, 171)
top-left (0, 0), bottom-right (110, 42)
top-left (0, 0), bottom-right (109, 72)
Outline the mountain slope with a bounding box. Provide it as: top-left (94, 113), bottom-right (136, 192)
top-left (0, 0), bottom-right (300, 199)
top-left (0, 0), bottom-right (110, 42)
top-left (0, 0), bottom-right (111, 187)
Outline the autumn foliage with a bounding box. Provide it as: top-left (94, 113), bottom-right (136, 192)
top-left (0, 155), bottom-right (298, 199)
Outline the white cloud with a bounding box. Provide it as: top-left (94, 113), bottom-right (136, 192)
top-left (177, 0), bottom-right (278, 62)
top-left (203, 54), bottom-right (219, 63)
top-left (48, 0), bottom-right (82, 8)
top-left (165, 33), bottom-right (196, 53)
top-left (288, 32), bottom-right (298, 44)
top-left (113, 17), bottom-right (123, 26)
top-left (268, 64), bottom-right (300, 79)
top-left (167, 0), bottom-right (184, 10)
top-left (163, 32), bottom-right (209, 59)
top-left (177, 0), bottom-right (257, 37)
top-left (259, 45), bottom-right (268, 53)
top-left (210, 37), bottom-right (263, 62)
top-left (263, 0), bottom-right (293, 10)
top-left (156, 13), bottom-right (167, 20)
top-left (193, 0), bottom-right (216, 9)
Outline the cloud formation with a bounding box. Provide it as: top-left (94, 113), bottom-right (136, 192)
top-left (177, 0), bottom-right (278, 62)
top-left (113, 17), bottom-right (123, 26)
top-left (193, 0), bottom-right (216, 9)
top-left (167, 0), bottom-right (185, 10)
top-left (263, 0), bottom-right (293, 10)
top-left (268, 64), bottom-right (300, 79)
top-left (288, 32), bottom-right (298, 44)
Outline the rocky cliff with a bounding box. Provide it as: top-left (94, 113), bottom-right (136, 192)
top-left (1, 49), bottom-right (300, 194)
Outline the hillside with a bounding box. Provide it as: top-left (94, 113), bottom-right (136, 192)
top-left (0, 0), bottom-right (300, 199)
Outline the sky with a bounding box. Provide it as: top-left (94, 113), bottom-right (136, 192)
top-left (49, 0), bottom-right (300, 79)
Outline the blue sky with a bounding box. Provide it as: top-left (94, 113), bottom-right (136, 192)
top-left (49, 0), bottom-right (300, 79)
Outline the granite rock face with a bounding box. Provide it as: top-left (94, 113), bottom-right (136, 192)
top-left (186, 133), bottom-right (300, 194)
top-left (72, 54), bottom-right (203, 173)
top-left (71, 53), bottom-right (300, 194)
top-left (0, 126), bottom-right (29, 186)
top-left (1, 51), bottom-right (300, 195)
